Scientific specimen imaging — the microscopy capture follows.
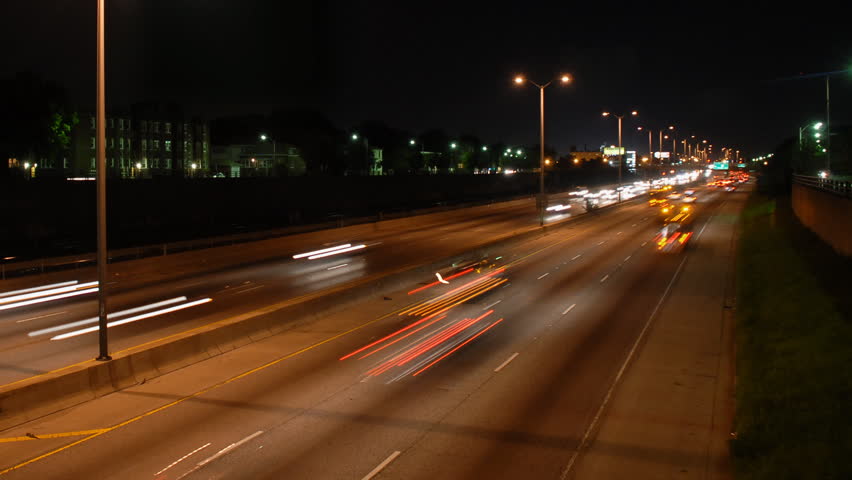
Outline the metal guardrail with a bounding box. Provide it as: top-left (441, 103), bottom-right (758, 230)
top-left (794, 175), bottom-right (852, 198)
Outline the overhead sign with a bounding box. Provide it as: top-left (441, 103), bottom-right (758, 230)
top-left (653, 152), bottom-right (670, 159)
top-left (711, 161), bottom-right (729, 170)
top-left (604, 147), bottom-right (625, 156)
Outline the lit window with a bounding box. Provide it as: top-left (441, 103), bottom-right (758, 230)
top-left (110, 138), bottom-right (114, 148)
top-left (165, 140), bottom-right (171, 152)
top-left (119, 138), bottom-right (124, 150)
top-left (90, 157), bottom-right (95, 170)
top-left (203, 142), bottom-right (208, 153)
top-left (165, 158), bottom-right (171, 169)
top-left (165, 122), bottom-right (171, 134)
top-left (90, 117), bottom-right (95, 129)
top-left (109, 118), bottom-right (114, 128)
top-left (90, 137), bottom-right (95, 149)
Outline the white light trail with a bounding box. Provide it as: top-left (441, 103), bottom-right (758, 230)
top-left (0, 283), bottom-right (99, 312)
top-left (28, 296), bottom-right (188, 337)
top-left (0, 281), bottom-right (94, 305)
top-left (307, 244), bottom-right (366, 260)
top-left (293, 244), bottom-right (352, 259)
top-left (0, 281), bottom-right (79, 299)
top-left (50, 298), bottom-right (212, 340)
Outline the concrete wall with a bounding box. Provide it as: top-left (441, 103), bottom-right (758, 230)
top-left (792, 183), bottom-right (852, 256)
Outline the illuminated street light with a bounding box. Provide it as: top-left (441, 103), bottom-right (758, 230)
top-left (450, 142), bottom-right (457, 149)
top-left (409, 139), bottom-right (416, 145)
top-left (482, 145), bottom-right (488, 151)
top-left (601, 109), bottom-right (638, 198)
top-left (514, 72), bottom-right (572, 226)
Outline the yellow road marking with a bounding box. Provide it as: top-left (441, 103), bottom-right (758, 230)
top-left (0, 302), bottom-right (411, 476)
top-left (0, 429), bottom-right (108, 443)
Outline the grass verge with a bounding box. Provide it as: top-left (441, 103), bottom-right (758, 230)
top-left (732, 193), bottom-right (852, 479)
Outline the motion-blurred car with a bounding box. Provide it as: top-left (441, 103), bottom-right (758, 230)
top-left (682, 194), bottom-right (697, 203)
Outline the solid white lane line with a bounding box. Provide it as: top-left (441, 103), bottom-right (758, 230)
top-left (155, 443), bottom-right (210, 476)
top-left (641, 241), bottom-right (648, 247)
top-left (494, 352), bottom-right (520, 372)
top-left (483, 300), bottom-right (502, 310)
top-left (0, 281), bottom-right (97, 306)
top-left (538, 273), bottom-right (549, 280)
top-left (0, 281), bottom-right (78, 299)
top-left (0, 285), bottom-right (99, 312)
top-left (233, 285), bottom-right (265, 295)
top-left (597, 241), bottom-right (605, 246)
top-left (16, 311), bottom-right (66, 323)
top-left (50, 298), bottom-right (212, 340)
top-left (327, 263), bottom-right (349, 270)
top-left (624, 255), bottom-right (632, 262)
top-left (362, 451), bottom-right (402, 480)
top-left (562, 304), bottom-right (576, 315)
top-left (600, 274), bottom-right (609, 283)
top-left (632, 223), bottom-right (637, 227)
top-left (559, 254), bottom-right (689, 479)
top-left (197, 431), bottom-right (264, 468)
top-left (617, 231), bottom-right (623, 235)
top-left (29, 297), bottom-right (188, 337)
top-left (572, 254), bottom-right (582, 260)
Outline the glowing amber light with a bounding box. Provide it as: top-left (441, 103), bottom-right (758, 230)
top-left (514, 76), bottom-right (525, 84)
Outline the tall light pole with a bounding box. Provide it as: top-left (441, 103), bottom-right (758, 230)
top-left (96, 0), bottom-right (110, 361)
top-left (602, 110), bottom-right (638, 200)
top-left (825, 75), bottom-right (831, 173)
top-left (637, 126), bottom-right (653, 174)
top-left (514, 73), bottom-right (572, 226)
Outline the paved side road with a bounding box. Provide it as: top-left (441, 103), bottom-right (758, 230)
top-left (568, 187), bottom-right (745, 479)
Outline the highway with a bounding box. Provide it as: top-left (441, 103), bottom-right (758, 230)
top-left (0, 177), bottom-right (746, 479)
top-left (0, 183), bottom-right (639, 386)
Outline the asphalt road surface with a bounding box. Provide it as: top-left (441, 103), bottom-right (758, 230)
top-left (0, 184), bottom-right (634, 386)
top-left (0, 179), bottom-right (745, 479)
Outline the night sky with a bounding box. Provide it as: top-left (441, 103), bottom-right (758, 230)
top-left (3, 1), bottom-right (852, 158)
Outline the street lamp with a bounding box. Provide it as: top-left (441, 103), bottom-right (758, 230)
top-left (602, 109), bottom-right (638, 200)
top-left (259, 133), bottom-right (276, 176)
top-left (351, 132), bottom-right (369, 175)
top-left (514, 73), bottom-right (572, 226)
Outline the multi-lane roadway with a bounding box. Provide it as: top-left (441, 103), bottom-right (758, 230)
top-left (0, 177), bottom-right (746, 479)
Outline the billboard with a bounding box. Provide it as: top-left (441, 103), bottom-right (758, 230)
top-left (603, 146), bottom-right (625, 156)
top-left (653, 151), bottom-right (670, 159)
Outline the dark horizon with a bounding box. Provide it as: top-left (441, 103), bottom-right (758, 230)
top-left (3, 1), bottom-right (852, 158)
